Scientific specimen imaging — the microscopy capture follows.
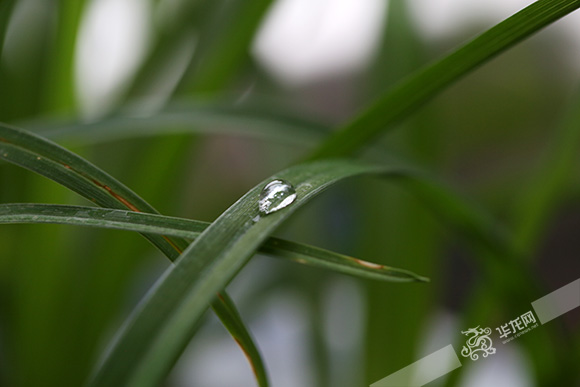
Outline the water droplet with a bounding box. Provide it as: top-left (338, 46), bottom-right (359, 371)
top-left (258, 179), bottom-right (297, 215)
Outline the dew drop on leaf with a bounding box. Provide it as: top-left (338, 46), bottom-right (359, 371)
top-left (258, 179), bottom-right (297, 215)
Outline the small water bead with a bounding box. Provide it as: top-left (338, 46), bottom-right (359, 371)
top-left (258, 179), bottom-right (297, 215)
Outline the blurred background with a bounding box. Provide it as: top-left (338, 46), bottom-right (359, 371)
top-left (0, 0), bottom-right (579, 386)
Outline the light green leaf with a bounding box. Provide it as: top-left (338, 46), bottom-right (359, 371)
top-left (0, 203), bottom-right (427, 283)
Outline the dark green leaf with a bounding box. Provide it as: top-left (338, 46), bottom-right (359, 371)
top-left (87, 159), bottom-right (429, 387)
top-left (309, 0), bottom-right (580, 159)
top-left (0, 203), bottom-right (427, 283)
top-left (0, 122), bottom-right (269, 386)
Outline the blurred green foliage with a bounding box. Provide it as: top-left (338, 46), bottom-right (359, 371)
top-left (0, 0), bottom-right (579, 386)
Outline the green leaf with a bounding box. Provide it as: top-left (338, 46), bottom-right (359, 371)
top-left (0, 122), bottom-right (269, 386)
top-left (26, 100), bottom-right (328, 146)
top-left (0, 203), bottom-right (427, 283)
top-left (86, 159), bottom-right (430, 387)
top-left (0, 121), bottom-right (514, 269)
top-left (309, 0), bottom-right (580, 159)
top-left (210, 292), bottom-right (269, 386)
top-left (0, 122), bottom-right (514, 385)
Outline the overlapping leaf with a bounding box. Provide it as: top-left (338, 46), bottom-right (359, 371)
top-left (0, 122), bottom-right (269, 386)
top-left (86, 159), bottom-right (427, 387)
top-left (0, 203), bottom-right (427, 283)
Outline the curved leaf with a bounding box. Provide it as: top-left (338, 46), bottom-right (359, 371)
top-left (0, 203), bottom-right (427, 283)
top-left (309, 0), bottom-right (580, 158)
top-left (87, 159), bottom-right (426, 387)
top-left (0, 122), bottom-right (269, 386)
top-left (25, 101), bottom-right (328, 146)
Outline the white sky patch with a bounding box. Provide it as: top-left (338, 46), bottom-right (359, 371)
top-left (252, 0), bottom-right (388, 87)
top-left (75, 0), bottom-right (150, 117)
top-left (408, 0), bottom-right (580, 73)
top-left (322, 278), bottom-right (366, 387)
top-left (407, 0), bottom-right (535, 39)
top-left (551, 11), bottom-right (580, 73)
top-left (171, 290), bottom-right (316, 387)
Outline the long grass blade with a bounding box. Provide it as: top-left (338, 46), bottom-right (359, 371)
top-left (26, 100), bottom-right (328, 146)
top-left (0, 123), bottom-right (269, 386)
top-left (0, 203), bottom-right (427, 283)
top-left (86, 159), bottom-right (430, 387)
top-left (0, 123), bottom-right (518, 385)
top-left (0, 122), bottom-right (516, 269)
top-left (309, 0), bottom-right (580, 159)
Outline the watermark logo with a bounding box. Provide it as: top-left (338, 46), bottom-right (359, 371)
top-left (460, 326), bottom-right (496, 361)
top-left (496, 310), bottom-right (538, 344)
top-left (370, 279), bottom-right (579, 386)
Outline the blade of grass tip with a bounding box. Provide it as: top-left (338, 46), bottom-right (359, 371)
top-left (86, 159), bottom-right (430, 387)
top-left (119, 0), bottom-right (273, 371)
top-left (512, 89), bottom-right (580, 255)
top-left (299, 0), bottom-right (579, 368)
top-left (0, 123), bottom-right (524, 384)
top-left (0, 122), bottom-right (515, 271)
top-left (308, 0), bottom-right (580, 159)
top-left (260, 237), bottom-right (429, 283)
top-left (211, 292), bottom-right (268, 387)
top-left (0, 203), bottom-right (428, 283)
top-left (0, 123), bottom-right (269, 386)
